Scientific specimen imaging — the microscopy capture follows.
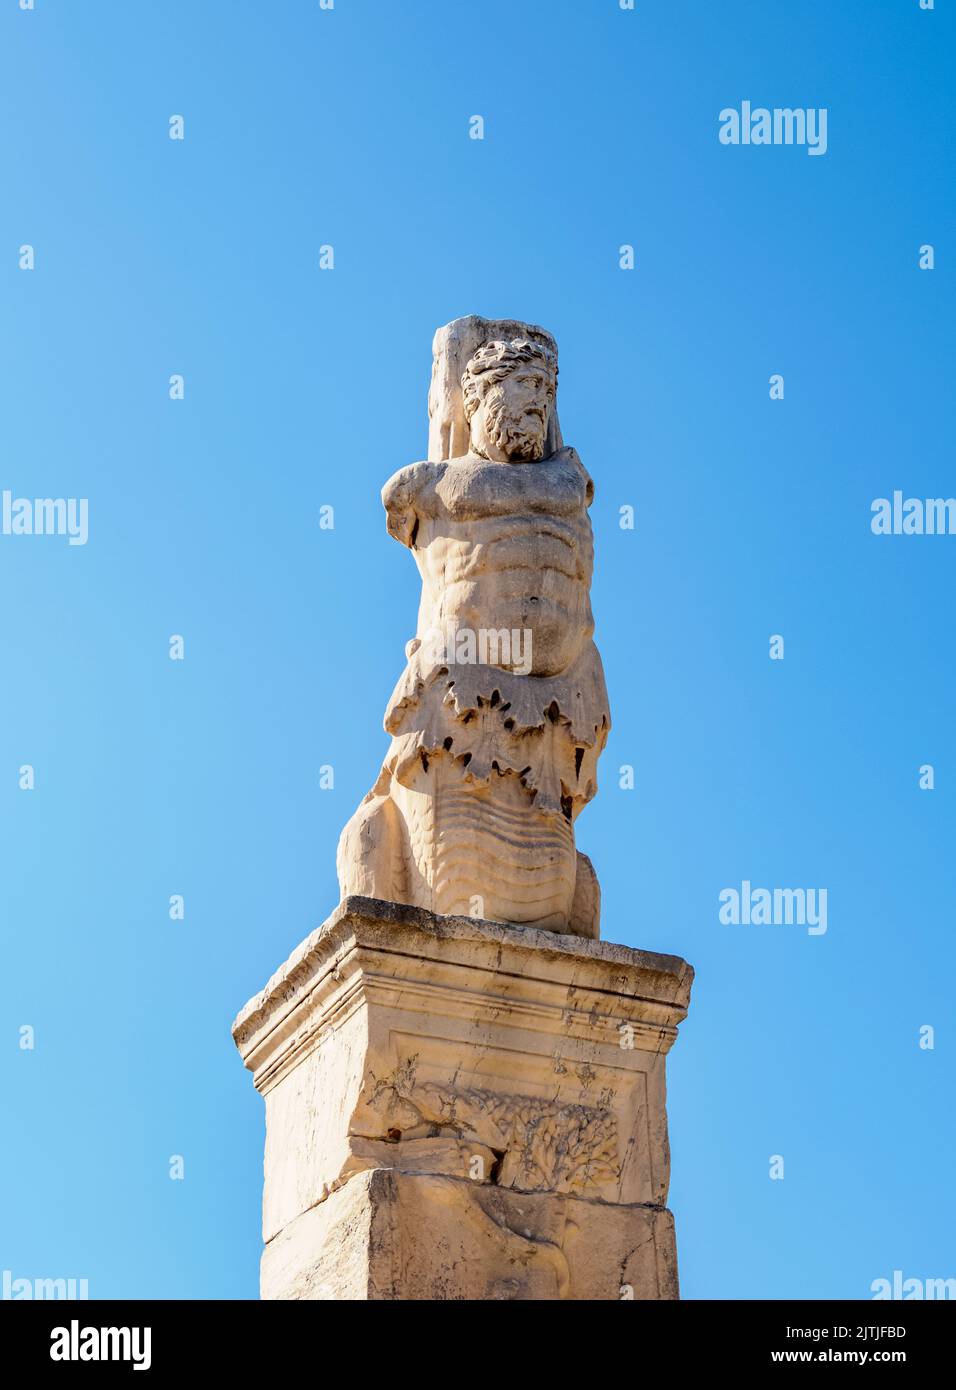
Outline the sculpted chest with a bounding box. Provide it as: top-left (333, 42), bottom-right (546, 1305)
top-left (384, 449), bottom-right (593, 547)
top-left (436, 452), bottom-right (591, 520)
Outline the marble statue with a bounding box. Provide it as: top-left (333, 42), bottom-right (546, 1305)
top-left (336, 316), bottom-right (610, 936)
top-left (235, 319), bottom-right (693, 1302)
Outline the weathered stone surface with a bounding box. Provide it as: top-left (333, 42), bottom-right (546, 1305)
top-left (262, 1169), bottom-right (679, 1302)
top-left (336, 316), bottom-right (610, 936)
top-left (233, 318), bottom-right (694, 1301)
top-left (233, 897), bottom-right (693, 1300)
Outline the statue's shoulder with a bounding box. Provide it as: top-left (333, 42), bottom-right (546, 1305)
top-left (382, 460), bottom-right (446, 544)
top-left (549, 446), bottom-right (595, 505)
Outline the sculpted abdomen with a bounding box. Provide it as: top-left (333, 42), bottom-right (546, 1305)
top-left (416, 514), bottom-right (594, 675)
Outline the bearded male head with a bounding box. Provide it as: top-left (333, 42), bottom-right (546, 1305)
top-left (461, 337), bottom-right (557, 463)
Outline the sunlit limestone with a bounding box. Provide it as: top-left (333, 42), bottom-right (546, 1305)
top-left (417, 622), bottom-right (533, 676)
top-left (335, 316), bottom-right (610, 936)
top-left (233, 319), bottom-right (695, 1302)
top-left (233, 898), bottom-right (694, 1301)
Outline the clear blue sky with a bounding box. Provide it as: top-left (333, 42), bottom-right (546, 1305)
top-left (2, 0), bottom-right (953, 1300)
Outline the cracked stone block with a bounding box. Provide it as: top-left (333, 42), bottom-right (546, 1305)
top-left (233, 897), bottom-right (693, 1301)
top-left (261, 1169), bottom-right (679, 1301)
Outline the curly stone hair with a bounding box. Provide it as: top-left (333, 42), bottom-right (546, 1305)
top-left (460, 337), bottom-right (558, 422)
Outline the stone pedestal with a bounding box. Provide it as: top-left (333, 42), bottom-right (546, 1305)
top-left (232, 896), bottom-right (693, 1301)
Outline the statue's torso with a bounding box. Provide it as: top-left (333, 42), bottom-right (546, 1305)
top-left (383, 449), bottom-right (595, 677)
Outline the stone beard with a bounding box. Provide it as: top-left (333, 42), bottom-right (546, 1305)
top-left (337, 318), bottom-right (611, 936)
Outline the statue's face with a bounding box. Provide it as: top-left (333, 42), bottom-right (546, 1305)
top-left (470, 363), bottom-right (551, 463)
